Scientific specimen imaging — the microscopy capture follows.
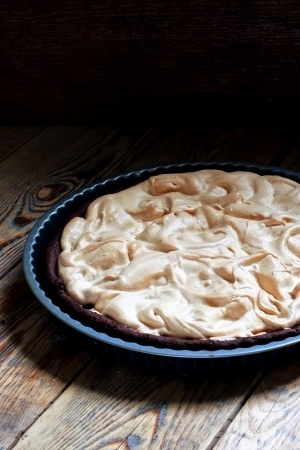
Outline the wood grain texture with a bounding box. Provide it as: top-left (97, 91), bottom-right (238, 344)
top-left (0, 313), bottom-right (92, 449)
top-left (0, 125), bottom-right (47, 163)
top-left (11, 358), bottom-right (258, 450)
top-left (213, 360), bottom-right (300, 450)
top-left (0, 263), bottom-right (46, 354)
top-left (1, 124), bottom-right (300, 450)
top-left (0, 124), bottom-right (122, 277)
top-left (121, 125), bottom-right (300, 170)
top-left (2, 1), bottom-right (300, 121)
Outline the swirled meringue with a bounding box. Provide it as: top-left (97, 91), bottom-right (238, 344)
top-left (58, 170), bottom-right (300, 340)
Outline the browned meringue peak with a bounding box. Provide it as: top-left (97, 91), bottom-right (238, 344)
top-left (58, 170), bottom-right (300, 340)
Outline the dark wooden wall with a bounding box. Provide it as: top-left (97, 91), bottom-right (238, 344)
top-left (2, 1), bottom-right (300, 122)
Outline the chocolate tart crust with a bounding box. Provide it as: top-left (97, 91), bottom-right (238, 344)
top-left (44, 207), bottom-right (300, 351)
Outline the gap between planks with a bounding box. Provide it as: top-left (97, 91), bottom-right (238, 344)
top-left (0, 125), bottom-right (49, 164)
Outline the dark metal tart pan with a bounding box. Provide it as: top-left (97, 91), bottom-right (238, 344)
top-left (23, 161), bottom-right (300, 377)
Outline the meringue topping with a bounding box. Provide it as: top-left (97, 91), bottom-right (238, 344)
top-left (58, 170), bottom-right (300, 340)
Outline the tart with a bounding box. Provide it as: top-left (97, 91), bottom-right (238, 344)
top-left (45, 169), bottom-right (300, 350)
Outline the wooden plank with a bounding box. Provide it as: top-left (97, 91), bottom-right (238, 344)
top-left (120, 125), bottom-right (299, 172)
top-left (2, 1), bottom-right (300, 121)
top-left (0, 263), bottom-right (46, 354)
top-left (0, 313), bottom-right (93, 449)
top-left (212, 360), bottom-right (300, 450)
top-left (0, 125), bottom-right (47, 163)
top-left (10, 358), bottom-right (259, 450)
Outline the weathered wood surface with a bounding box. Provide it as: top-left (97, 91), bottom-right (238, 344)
top-left (1, 124), bottom-right (300, 449)
top-left (2, 1), bottom-right (300, 121)
top-left (0, 312), bottom-right (92, 449)
top-left (0, 263), bottom-right (46, 353)
top-left (0, 126), bottom-right (47, 163)
top-left (11, 361), bottom-right (256, 450)
top-left (213, 360), bottom-right (300, 450)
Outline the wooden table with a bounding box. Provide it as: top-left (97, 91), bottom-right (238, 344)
top-left (1, 122), bottom-right (300, 450)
